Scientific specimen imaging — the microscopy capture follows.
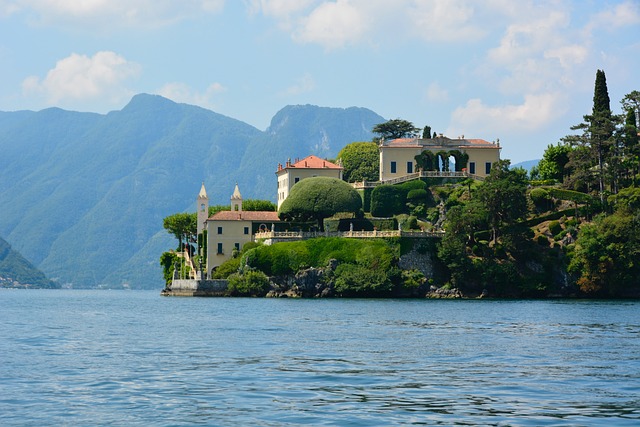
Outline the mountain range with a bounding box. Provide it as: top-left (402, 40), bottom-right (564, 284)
top-left (0, 94), bottom-right (384, 289)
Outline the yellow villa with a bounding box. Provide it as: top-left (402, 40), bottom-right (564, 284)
top-left (204, 184), bottom-right (280, 274)
top-left (276, 155), bottom-right (343, 209)
top-left (378, 136), bottom-right (501, 182)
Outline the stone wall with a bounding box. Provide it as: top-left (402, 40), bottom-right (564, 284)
top-left (162, 279), bottom-right (228, 296)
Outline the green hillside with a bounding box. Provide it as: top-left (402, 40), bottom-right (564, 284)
top-left (0, 236), bottom-right (57, 288)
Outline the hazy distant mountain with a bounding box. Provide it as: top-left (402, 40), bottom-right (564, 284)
top-left (0, 94), bottom-right (384, 289)
top-left (0, 236), bottom-right (57, 288)
top-left (513, 159), bottom-right (540, 172)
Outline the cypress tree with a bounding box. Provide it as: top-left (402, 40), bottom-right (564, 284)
top-left (593, 69), bottom-right (611, 116)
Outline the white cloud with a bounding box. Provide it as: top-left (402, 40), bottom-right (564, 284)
top-left (157, 82), bottom-right (226, 109)
top-left (8, 0), bottom-right (225, 27)
top-left (255, 0), bottom-right (491, 49)
top-left (22, 51), bottom-right (140, 108)
top-left (408, 0), bottom-right (486, 42)
top-left (488, 10), bottom-right (570, 65)
top-left (586, 0), bottom-right (640, 32)
top-left (426, 82), bottom-right (449, 102)
top-left (281, 73), bottom-right (315, 96)
top-left (544, 44), bottom-right (588, 68)
top-left (247, 0), bottom-right (315, 20)
top-left (0, 0), bottom-right (20, 17)
top-left (450, 93), bottom-right (564, 135)
top-left (293, 0), bottom-right (368, 49)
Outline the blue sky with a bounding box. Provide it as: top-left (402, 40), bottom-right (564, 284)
top-left (0, 0), bottom-right (638, 163)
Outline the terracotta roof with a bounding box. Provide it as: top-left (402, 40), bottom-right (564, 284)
top-left (207, 211), bottom-right (280, 222)
top-left (291, 155), bottom-right (342, 169)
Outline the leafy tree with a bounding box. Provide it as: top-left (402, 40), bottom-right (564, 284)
top-left (438, 202), bottom-right (485, 288)
top-left (535, 143), bottom-right (572, 181)
top-left (569, 193), bottom-right (640, 296)
top-left (336, 141), bottom-right (379, 182)
top-left (621, 90), bottom-right (640, 118)
top-left (160, 251), bottom-right (179, 287)
top-left (163, 212), bottom-right (196, 249)
top-left (278, 177), bottom-right (362, 230)
top-left (243, 199), bottom-right (277, 211)
top-left (372, 119), bottom-right (419, 140)
top-left (476, 160), bottom-right (528, 243)
top-left (422, 125), bottom-right (432, 139)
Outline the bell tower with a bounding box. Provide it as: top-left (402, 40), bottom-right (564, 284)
top-left (197, 182), bottom-right (209, 237)
top-left (231, 183), bottom-right (242, 212)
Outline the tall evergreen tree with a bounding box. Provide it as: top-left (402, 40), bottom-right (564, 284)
top-left (566, 69), bottom-right (616, 201)
top-left (593, 69), bottom-right (612, 118)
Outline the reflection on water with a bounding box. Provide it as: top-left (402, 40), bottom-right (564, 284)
top-left (1, 291), bottom-right (639, 426)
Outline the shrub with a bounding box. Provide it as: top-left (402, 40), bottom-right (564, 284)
top-left (529, 187), bottom-right (552, 211)
top-left (401, 269), bottom-right (425, 289)
top-left (227, 270), bottom-right (270, 296)
top-left (546, 187), bottom-right (595, 204)
top-left (536, 235), bottom-right (549, 246)
top-left (565, 218), bottom-right (578, 228)
top-left (398, 215), bottom-right (419, 230)
top-left (407, 188), bottom-right (428, 202)
top-left (242, 237), bottom-right (397, 277)
top-left (160, 251), bottom-right (179, 286)
top-left (371, 185), bottom-right (404, 217)
top-left (548, 220), bottom-right (562, 236)
top-left (212, 256), bottom-right (241, 279)
top-left (333, 263), bottom-right (391, 296)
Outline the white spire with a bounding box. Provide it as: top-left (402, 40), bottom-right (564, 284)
top-left (198, 182), bottom-right (208, 199)
top-left (231, 183), bottom-right (242, 200)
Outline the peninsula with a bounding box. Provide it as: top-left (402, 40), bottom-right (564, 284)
top-left (161, 71), bottom-right (640, 299)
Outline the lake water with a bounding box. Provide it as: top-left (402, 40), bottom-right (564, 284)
top-left (1, 290), bottom-right (639, 426)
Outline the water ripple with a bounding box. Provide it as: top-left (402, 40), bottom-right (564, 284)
top-left (0, 291), bottom-right (639, 426)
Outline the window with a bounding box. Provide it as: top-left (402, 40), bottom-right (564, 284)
top-left (234, 243), bottom-right (240, 251)
top-left (217, 226), bottom-right (222, 234)
top-left (244, 226), bottom-right (249, 235)
top-left (294, 177), bottom-right (300, 184)
top-left (485, 162), bottom-right (492, 175)
top-left (407, 161), bottom-right (413, 174)
top-left (217, 243), bottom-right (223, 254)
top-left (469, 162), bottom-right (476, 174)
top-left (200, 203), bottom-right (205, 212)
top-left (390, 161), bottom-right (397, 173)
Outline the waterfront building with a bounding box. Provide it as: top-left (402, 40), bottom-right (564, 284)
top-left (276, 155), bottom-right (343, 209)
top-left (204, 184), bottom-right (280, 275)
top-left (378, 136), bottom-right (501, 181)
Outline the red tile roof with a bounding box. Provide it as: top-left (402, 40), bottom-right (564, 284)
top-left (208, 211), bottom-right (280, 222)
top-left (291, 155), bottom-right (342, 169)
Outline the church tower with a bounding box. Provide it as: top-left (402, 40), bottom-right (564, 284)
top-left (231, 183), bottom-right (242, 212)
top-left (197, 182), bottom-right (209, 237)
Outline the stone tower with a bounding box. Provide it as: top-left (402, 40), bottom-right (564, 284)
top-left (231, 183), bottom-right (242, 212)
top-left (197, 182), bottom-right (209, 237)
